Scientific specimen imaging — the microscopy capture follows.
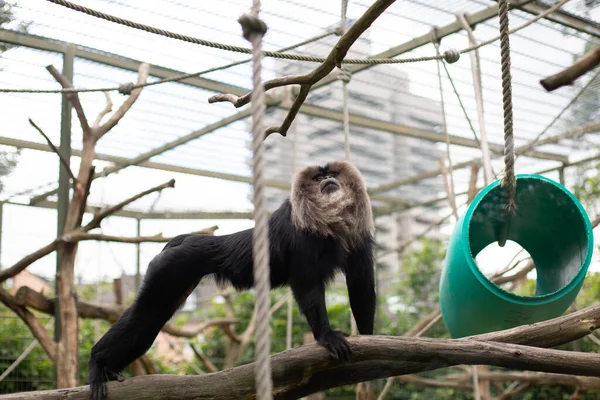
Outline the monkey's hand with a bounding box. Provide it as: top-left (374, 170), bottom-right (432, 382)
top-left (317, 330), bottom-right (352, 361)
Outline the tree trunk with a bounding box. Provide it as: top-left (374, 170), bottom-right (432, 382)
top-left (56, 243), bottom-right (80, 388)
top-left (55, 146), bottom-right (95, 388)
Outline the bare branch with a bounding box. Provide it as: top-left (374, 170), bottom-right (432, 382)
top-left (190, 343), bottom-right (218, 373)
top-left (96, 63), bottom-right (150, 138)
top-left (208, 0), bottom-right (395, 137)
top-left (467, 161), bottom-right (480, 205)
top-left (28, 118), bottom-right (77, 184)
top-left (46, 64), bottom-right (90, 136)
top-left (0, 240), bottom-right (60, 283)
top-left (0, 287), bottom-right (56, 362)
top-left (62, 231), bottom-right (182, 244)
top-left (83, 179), bottom-right (176, 231)
top-left (540, 45), bottom-right (600, 92)
top-left (93, 91), bottom-right (113, 129)
top-left (14, 286), bottom-right (239, 339)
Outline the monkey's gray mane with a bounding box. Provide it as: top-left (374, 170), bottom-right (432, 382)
top-left (290, 160), bottom-right (374, 251)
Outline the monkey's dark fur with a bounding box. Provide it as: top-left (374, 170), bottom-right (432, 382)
top-left (88, 160), bottom-right (376, 400)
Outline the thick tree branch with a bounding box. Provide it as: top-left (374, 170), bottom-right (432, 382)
top-left (8, 314), bottom-right (600, 400)
top-left (14, 286), bottom-right (239, 339)
top-left (208, 0), bottom-right (395, 137)
top-left (540, 45), bottom-right (600, 92)
top-left (61, 230), bottom-right (218, 244)
top-left (46, 64), bottom-right (90, 136)
top-left (0, 240), bottom-right (60, 283)
top-left (95, 63), bottom-right (150, 138)
top-left (0, 287), bottom-right (56, 362)
top-left (84, 179), bottom-right (175, 231)
top-left (28, 118), bottom-right (77, 184)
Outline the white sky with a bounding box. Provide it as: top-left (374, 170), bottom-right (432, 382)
top-left (0, 0), bottom-right (598, 287)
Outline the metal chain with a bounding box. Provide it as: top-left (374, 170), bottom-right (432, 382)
top-left (239, 1), bottom-right (273, 398)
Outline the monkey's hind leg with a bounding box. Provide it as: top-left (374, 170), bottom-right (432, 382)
top-left (88, 252), bottom-right (205, 400)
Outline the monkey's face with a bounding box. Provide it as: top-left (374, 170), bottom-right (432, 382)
top-left (316, 172), bottom-right (341, 195)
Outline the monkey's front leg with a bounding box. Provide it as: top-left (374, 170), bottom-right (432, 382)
top-left (291, 282), bottom-right (352, 361)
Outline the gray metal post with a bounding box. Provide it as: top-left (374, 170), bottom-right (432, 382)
top-left (559, 165), bottom-right (565, 186)
top-left (55, 44), bottom-right (75, 342)
top-left (0, 202), bottom-right (4, 270)
top-left (135, 218), bottom-right (141, 291)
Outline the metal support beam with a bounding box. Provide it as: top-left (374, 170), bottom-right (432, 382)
top-left (507, 1), bottom-right (600, 39)
top-left (0, 203), bottom-right (4, 269)
top-left (30, 108), bottom-right (253, 204)
top-left (369, 120), bottom-right (600, 195)
top-left (55, 43), bottom-right (74, 352)
top-left (0, 27), bottom-right (566, 163)
top-left (312, 0), bottom-right (537, 90)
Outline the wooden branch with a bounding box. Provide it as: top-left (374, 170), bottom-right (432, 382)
top-left (495, 382), bottom-right (531, 400)
top-left (540, 45), bottom-right (600, 92)
top-left (208, 0), bottom-right (395, 137)
top-left (95, 63), bottom-right (150, 138)
top-left (93, 91), bottom-right (113, 129)
top-left (9, 319), bottom-right (600, 400)
top-left (0, 239), bottom-right (60, 283)
top-left (14, 286), bottom-right (239, 338)
top-left (84, 179), bottom-right (175, 231)
top-left (0, 287), bottom-right (56, 362)
top-left (28, 118), bottom-right (77, 184)
top-left (467, 161), bottom-right (481, 205)
top-left (474, 371), bottom-right (600, 390)
top-left (46, 64), bottom-right (90, 136)
top-left (62, 231), bottom-right (186, 244)
top-left (190, 343), bottom-right (218, 373)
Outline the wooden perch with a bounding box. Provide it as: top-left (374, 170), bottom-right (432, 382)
top-left (13, 286), bottom-right (239, 339)
top-left (46, 64), bottom-right (90, 135)
top-left (540, 45), bottom-right (600, 92)
top-left (28, 118), bottom-right (77, 184)
top-left (84, 179), bottom-right (176, 231)
top-left (6, 300), bottom-right (600, 400)
top-left (208, 0), bottom-right (395, 137)
top-left (0, 287), bottom-right (56, 362)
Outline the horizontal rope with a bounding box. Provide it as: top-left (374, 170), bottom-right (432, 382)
top-left (0, 0), bottom-right (571, 94)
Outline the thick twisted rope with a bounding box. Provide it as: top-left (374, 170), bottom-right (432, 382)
top-left (498, 0), bottom-right (517, 215)
top-left (239, 3), bottom-right (273, 399)
top-left (38, 0), bottom-right (570, 66)
top-left (1, 0), bottom-right (572, 95)
top-left (338, 0), bottom-right (351, 162)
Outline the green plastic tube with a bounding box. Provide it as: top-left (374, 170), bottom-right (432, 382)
top-left (440, 174), bottom-right (593, 338)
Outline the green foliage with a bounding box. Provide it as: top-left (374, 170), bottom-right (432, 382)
top-left (0, 1), bottom-right (31, 53)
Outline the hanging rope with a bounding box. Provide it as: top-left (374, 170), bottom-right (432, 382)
top-left (338, 66), bottom-right (352, 161)
top-left (239, 2), bottom-right (273, 398)
top-left (430, 29), bottom-right (458, 221)
top-left (456, 13), bottom-right (494, 186)
top-left (497, 0), bottom-right (517, 248)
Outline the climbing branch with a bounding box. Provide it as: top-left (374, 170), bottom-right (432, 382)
top-left (540, 45), bottom-right (600, 92)
top-left (0, 240), bottom-right (60, 283)
top-left (94, 63), bottom-right (150, 138)
top-left (28, 118), bottom-right (77, 184)
top-left (84, 180), bottom-right (175, 231)
top-left (13, 285), bottom-right (239, 339)
top-left (0, 287), bottom-right (56, 362)
top-left (7, 301), bottom-right (600, 400)
top-left (208, 0), bottom-right (395, 137)
top-left (93, 91), bottom-right (113, 129)
top-left (46, 64), bottom-right (90, 136)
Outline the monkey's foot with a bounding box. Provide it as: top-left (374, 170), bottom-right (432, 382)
top-left (318, 330), bottom-right (352, 361)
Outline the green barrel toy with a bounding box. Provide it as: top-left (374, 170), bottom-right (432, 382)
top-left (439, 174), bottom-right (593, 338)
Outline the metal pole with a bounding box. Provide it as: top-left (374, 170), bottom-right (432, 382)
top-left (135, 218), bottom-right (141, 291)
top-left (55, 44), bottom-right (74, 344)
top-left (559, 165), bottom-right (566, 186)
